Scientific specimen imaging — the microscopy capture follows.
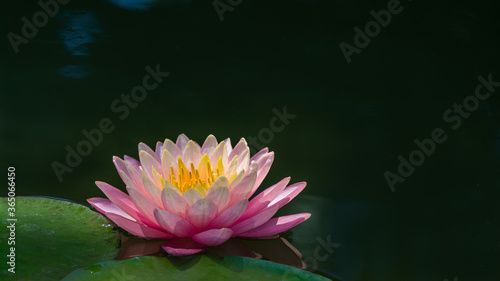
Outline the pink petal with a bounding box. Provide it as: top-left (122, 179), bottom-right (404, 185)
top-left (176, 134), bottom-right (190, 152)
top-left (161, 149), bottom-right (177, 176)
top-left (105, 213), bottom-right (174, 239)
top-left (182, 188), bottom-right (203, 206)
top-left (141, 171), bottom-right (163, 206)
top-left (250, 148), bottom-right (269, 163)
top-left (94, 181), bottom-right (142, 221)
top-left (238, 213), bottom-right (311, 237)
top-left (223, 137), bottom-right (232, 157)
top-left (208, 199), bottom-right (248, 229)
top-left (154, 208), bottom-right (198, 237)
top-left (268, 182), bottom-right (307, 209)
top-left (139, 142), bottom-right (161, 163)
top-left (120, 168), bottom-right (151, 203)
top-left (191, 228), bottom-right (233, 246)
top-left (236, 148), bottom-right (250, 172)
top-left (241, 182), bottom-right (307, 223)
top-left (122, 157), bottom-right (146, 191)
top-left (164, 181), bottom-right (183, 196)
top-left (87, 197), bottom-right (135, 221)
top-left (115, 158), bottom-right (145, 196)
top-left (163, 138), bottom-right (182, 159)
top-left (249, 152), bottom-right (274, 197)
top-left (155, 141), bottom-right (163, 159)
top-left (209, 141), bottom-right (228, 169)
top-left (124, 155), bottom-right (141, 172)
top-left (201, 135), bottom-right (218, 156)
top-left (239, 177), bottom-right (290, 222)
top-left (231, 205), bottom-right (280, 236)
top-left (225, 155), bottom-right (239, 178)
top-left (139, 150), bottom-right (163, 180)
top-left (113, 156), bottom-right (132, 182)
top-left (206, 175), bottom-right (229, 194)
top-left (161, 186), bottom-right (189, 218)
top-left (162, 238), bottom-right (206, 256)
top-left (229, 161), bottom-right (257, 192)
top-left (126, 187), bottom-right (162, 228)
top-left (206, 186), bottom-right (230, 213)
top-left (228, 163), bottom-right (257, 205)
top-left (183, 140), bottom-right (202, 167)
top-left (228, 138), bottom-right (247, 161)
top-left (228, 170), bottom-right (245, 188)
top-left (187, 198), bottom-right (218, 229)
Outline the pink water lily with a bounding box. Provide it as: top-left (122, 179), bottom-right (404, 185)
top-left (88, 134), bottom-right (310, 256)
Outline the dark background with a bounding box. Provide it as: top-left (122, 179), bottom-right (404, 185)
top-left (2, 0), bottom-right (500, 280)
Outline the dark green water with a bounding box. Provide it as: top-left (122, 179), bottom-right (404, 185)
top-left (2, 0), bottom-right (500, 280)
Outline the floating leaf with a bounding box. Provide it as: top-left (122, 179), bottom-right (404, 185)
top-left (0, 197), bottom-right (120, 281)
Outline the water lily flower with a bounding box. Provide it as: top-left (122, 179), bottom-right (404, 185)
top-left (88, 134), bottom-right (310, 256)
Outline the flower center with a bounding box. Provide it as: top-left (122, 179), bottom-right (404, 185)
top-left (165, 154), bottom-right (237, 194)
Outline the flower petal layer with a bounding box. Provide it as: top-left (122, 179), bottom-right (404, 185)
top-left (228, 138), bottom-right (247, 161)
top-left (126, 187), bottom-right (162, 228)
top-left (161, 149), bottom-right (176, 176)
top-left (191, 228), bottom-right (233, 246)
top-left (139, 150), bottom-right (162, 182)
top-left (161, 186), bottom-right (189, 218)
top-left (228, 162), bottom-right (257, 205)
top-left (250, 152), bottom-right (274, 197)
top-left (163, 138), bottom-right (182, 159)
top-left (155, 141), bottom-right (163, 158)
top-left (154, 208), bottom-right (198, 237)
top-left (206, 186), bottom-right (230, 213)
top-left (139, 142), bottom-right (161, 163)
top-left (209, 141), bottom-right (228, 168)
top-left (230, 205), bottom-right (280, 236)
top-left (183, 188), bottom-right (204, 206)
top-left (183, 140), bottom-right (202, 166)
top-left (267, 182), bottom-right (307, 209)
top-left (140, 170), bottom-right (163, 206)
top-left (201, 135), bottom-right (218, 156)
top-left (208, 199), bottom-right (248, 229)
top-left (239, 177), bottom-right (291, 222)
top-left (94, 181), bottom-right (144, 222)
top-left (106, 213), bottom-right (174, 239)
top-left (238, 213), bottom-right (311, 237)
top-left (87, 197), bottom-right (135, 221)
top-left (176, 134), bottom-right (190, 152)
top-left (187, 198), bottom-right (218, 229)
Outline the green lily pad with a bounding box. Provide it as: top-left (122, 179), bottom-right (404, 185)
top-left (63, 255), bottom-right (331, 281)
top-left (0, 196), bottom-right (120, 281)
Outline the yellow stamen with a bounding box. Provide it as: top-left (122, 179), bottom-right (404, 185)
top-left (162, 154), bottom-right (235, 194)
top-left (229, 171), bottom-right (238, 182)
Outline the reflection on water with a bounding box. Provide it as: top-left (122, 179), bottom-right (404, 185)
top-left (56, 9), bottom-right (102, 79)
top-left (107, 0), bottom-right (191, 11)
top-left (57, 63), bottom-right (94, 79)
top-left (116, 233), bottom-right (304, 269)
top-left (107, 0), bottom-right (156, 11)
top-left (58, 10), bottom-right (102, 57)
